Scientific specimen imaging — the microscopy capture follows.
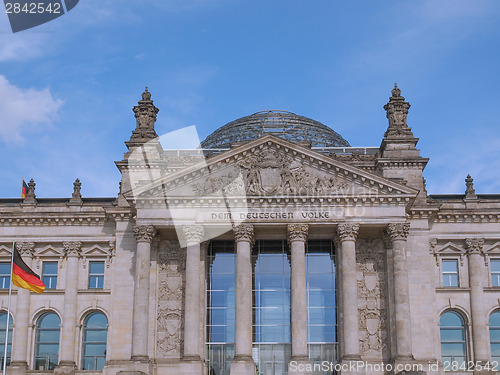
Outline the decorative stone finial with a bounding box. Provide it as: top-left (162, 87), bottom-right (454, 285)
top-left (69, 178), bottom-right (82, 203)
top-left (128, 87), bottom-right (159, 144)
top-left (23, 178), bottom-right (36, 203)
top-left (465, 174), bottom-right (477, 199)
top-left (383, 84), bottom-right (414, 138)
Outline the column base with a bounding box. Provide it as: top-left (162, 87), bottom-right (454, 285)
top-left (229, 355), bottom-right (256, 375)
top-left (54, 361), bottom-right (76, 375)
top-left (339, 357), bottom-right (365, 375)
top-left (6, 361), bottom-right (27, 375)
top-left (288, 356), bottom-right (312, 375)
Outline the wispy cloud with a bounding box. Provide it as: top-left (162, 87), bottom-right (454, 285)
top-left (0, 75), bottom-right (63, 143)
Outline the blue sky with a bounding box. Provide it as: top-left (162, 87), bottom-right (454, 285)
top-left (0, 0), bottom-right (499, 198)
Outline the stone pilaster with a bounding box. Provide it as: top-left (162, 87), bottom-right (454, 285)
top-left (131, 225), bottom-right (156, 362)
top-left (231, 224), bottom-right (256, 375)
top-left (337, 223), bottom-right (360, 362)
top-left (182, 225), bottom-right (204, 362)
top-left (287, 224), bottom-right (311, 375)
top-left (466, 238), bottom-right (489, 364)
top-left (386, 223), bottom-right (413, 362)
top-left (10, 242), bottom-right (35, 374)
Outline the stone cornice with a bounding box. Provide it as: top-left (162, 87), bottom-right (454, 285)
top-left (386, 222), bottom-right (410, 241)
top-left (287, 224), bottom-right (309, 243)
top-left (435, 212), bottom-right (500, 223)
top-left (0, 214), bottom-right (107, 227)
top-left (337, 223), bottom-right (359, 241)
top-left (133, 225), bottom-right (157, 243)
top-left (233, 224), bottom-right (255, 244)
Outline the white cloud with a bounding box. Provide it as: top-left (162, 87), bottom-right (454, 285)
top-left (0, 75), bottom-right (63, 143)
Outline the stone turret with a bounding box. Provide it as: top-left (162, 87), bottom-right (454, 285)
top-left (116, 88), bottom-right (165, 202)
top-left (377, 84), bottom-right (429, 204)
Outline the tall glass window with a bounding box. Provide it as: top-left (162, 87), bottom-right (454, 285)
top-left (440, 311), bottom-right (467, 366)
top-left (82, 312), bottom-right (108, 370)
top-left (0, 312), bottom-right (13, 367)
top-left (253, 240), bottom-right (291, 375)
top-left (42, 262), bottom-right (58, 290)
top-left (34, 312), bottom-right (60, 371)
top-left (490, 311), bottom-right (500, 365)
top-left (0, 263), bottom-right (10, 290)
top-left (442, 259), bottom-right (459, 287)
top-left (306, 240), bottom-right (337, 372)
top-left (206, 241), bottom-right (236, 375)
top-left (491, 260), bottom-right (500, 287)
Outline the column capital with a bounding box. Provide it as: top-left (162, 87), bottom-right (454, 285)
top-left (182, 225), bottom-right (204, 244)
top-left (337, 223), bottom-right (359, 242)
top-left (63, 241), bottom-right (82, 257)
top-left (287, 224), bottom-right (309, 244)
top-left (387, 222), bottom-right (410, 241)
top-left (133, 225), bottom-right (157, 243)
top-left (466, 238), bottom-right (484, 255)
top-left (15, 242), bottom-right (35, 257)
top-left (233, 224), bottom-right (255, 244)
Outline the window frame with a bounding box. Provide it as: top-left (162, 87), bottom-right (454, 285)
top-left (0, 312), bottom-right (13, 368)
top-left (491, 259), bottom-right (500, 287)
top-left (0, 262), bottom-right (10, 290)
top-left (440, 310), bottom-right (468, 366)
top-left (442, 258), bottom-right (460, 287)
top-left (88, 261), bottom-right (105, 289)
top-left (42, 261), bottom-right (58, 290)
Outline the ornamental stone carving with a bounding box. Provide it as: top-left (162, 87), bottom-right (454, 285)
top-left (15, 242), bottom-right (35, 256)
top-left (133, 225), bottom-right (157, 243)
top-left (233, 224), bottom-right (255, 244)
top-left (386, 222), bottom-right (410, 241)
top-left (69, 178), bottom-right (82, 203)
top-left (383, 84), bottom-right (414, 138)
top-left (182, 225), bottom-right (204, 243)
top-left (356, 238), bottom-right (388, 360)
top-left (63, 241), bottom-right (82, 257)
top-left (337, 223), bottom-right (360, 241)
top-left (465, 238), bottom-right (484, 254)
top-left (287, 224), bottom-right (309, 243)
top-left (130, 87), bottom-right (159, 141)
top-left (156, 240), bottom-right (185, 359)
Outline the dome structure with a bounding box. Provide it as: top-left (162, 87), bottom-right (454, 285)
top-left (201, 110), bottom-right (350, 149)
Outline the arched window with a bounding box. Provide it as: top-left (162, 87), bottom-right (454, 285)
top-left (489, 311), bottom-right (500, 364)
top-left (440, 311), bottom-right (467, 366)
top-left (0, 312), bottom-right (13, 367)
top-left (82, 312), bottom-right (108, 370)
top-left (34, 312), bottom-right (60, 371)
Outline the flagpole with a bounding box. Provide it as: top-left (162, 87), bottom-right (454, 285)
top-left (2, 242), bottom-right (14, 375)
top-left (21, 177), bottom-right (23, 198)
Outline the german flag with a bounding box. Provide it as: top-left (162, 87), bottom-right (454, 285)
top-left (21, 180), bottom-right (28, 198)
top-left (12, 246), bottom-right (45, 293)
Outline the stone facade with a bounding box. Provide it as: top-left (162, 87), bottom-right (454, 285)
top-left (0, 86), bottom-right (499, 375)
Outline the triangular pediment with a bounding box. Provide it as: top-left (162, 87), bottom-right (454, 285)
top-left (82, 245), bottom-right (111, 257)
top-left (128, 135), bottom-right (417, 203)
top-left (435, 242), bottom-right (465, 254)
top-left (485, 242), bottom-right (500, 254)
top-left (36, 245), bottom-right (62, 257)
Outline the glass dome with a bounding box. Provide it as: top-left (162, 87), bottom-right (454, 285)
top-left (201, 110), bottom-right (350, 149)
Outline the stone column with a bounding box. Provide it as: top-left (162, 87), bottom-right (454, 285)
top-left (387, 223), bottom-right (413, 361)
top-left (182, 225), bottom-right (204, 361)
top-left (56, 241), bottom-right (82, 374)
top-left (10, 242), bottom-right (35, 374)
top-left (231, 225), bottom-right (256, 375)
top-left (131, 225), bottom-right (156, 361)
top-left (466, 238), bottom-right (489, 363)
top-left (337, 223), bottom-right (360, 361)
top-left (287, 224), bottom-right (311, 375)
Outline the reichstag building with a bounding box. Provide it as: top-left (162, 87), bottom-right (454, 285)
top-left (1, 85), bottom-right (499, 375)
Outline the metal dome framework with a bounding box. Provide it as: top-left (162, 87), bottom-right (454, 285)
top-left (200, 110), bottom-right (350, 149)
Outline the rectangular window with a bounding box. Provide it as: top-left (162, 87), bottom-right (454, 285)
top-left (491, 260), bottom-right (500, 287)
top-left (88, 261), bottom-right (104, 289)
top-left (42, 262), bottom-right (58, 289)
top-left (442, 259), bottom-right (459, 287)
top-left (0, 263), bottom-right (10, 290)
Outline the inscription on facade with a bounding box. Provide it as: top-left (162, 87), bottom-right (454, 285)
top-left (206, 210), bottom-right (335, 221)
